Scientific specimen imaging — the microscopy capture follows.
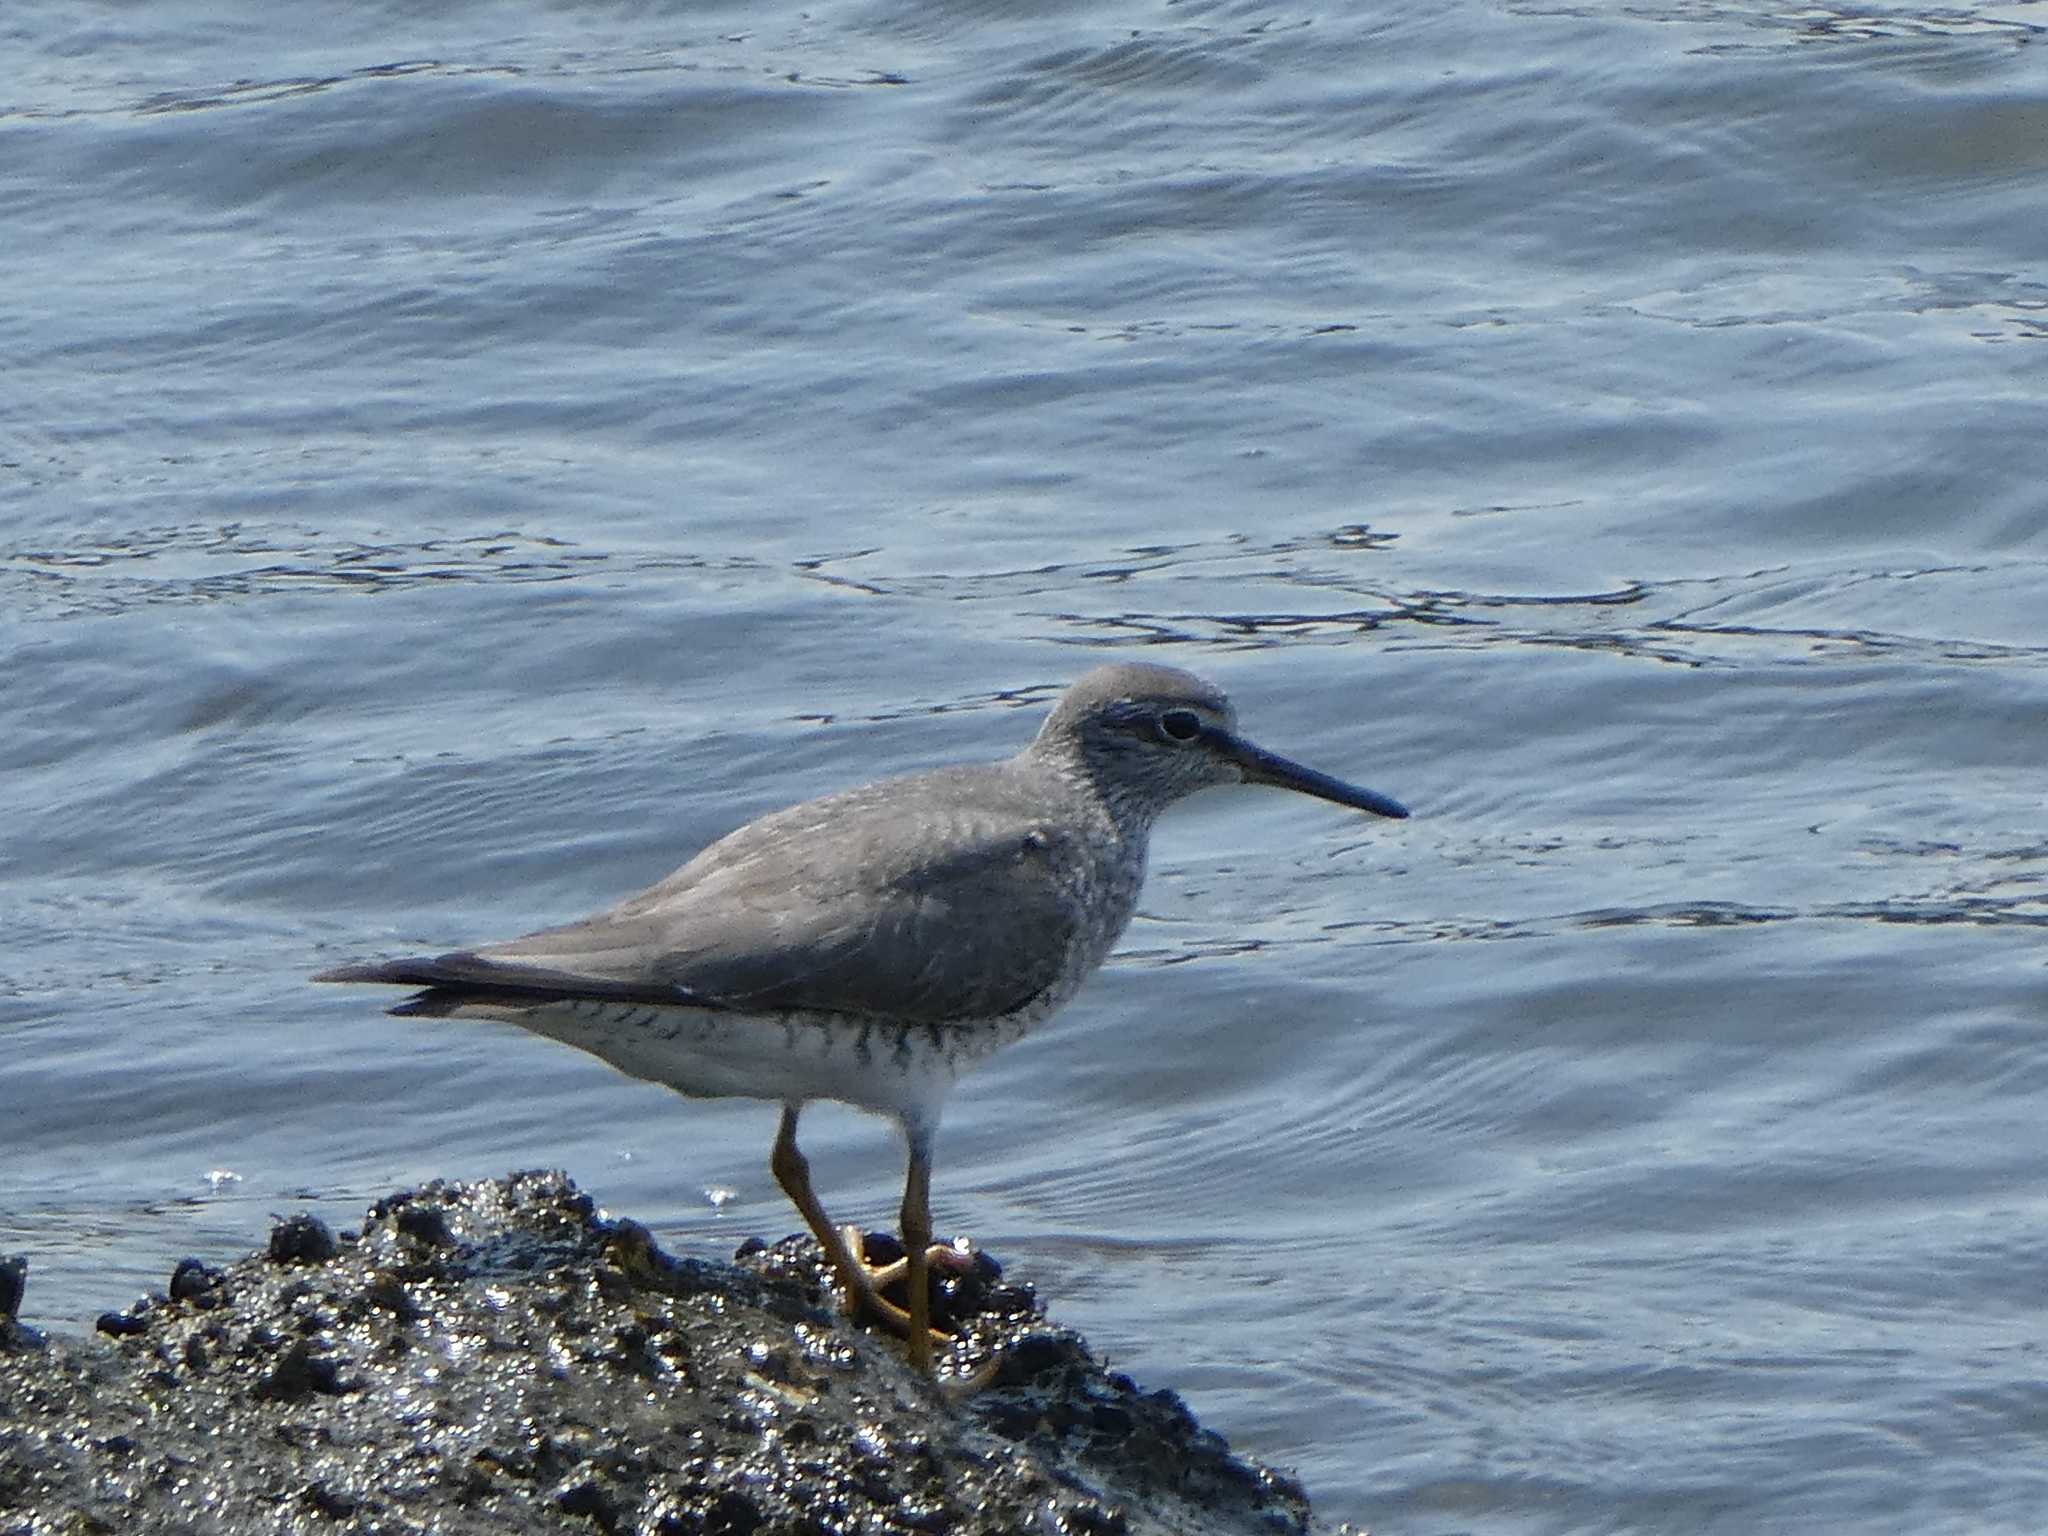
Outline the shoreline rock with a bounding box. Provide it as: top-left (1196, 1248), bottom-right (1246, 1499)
top-left (0, 1171), bottom-right (1321, 1534)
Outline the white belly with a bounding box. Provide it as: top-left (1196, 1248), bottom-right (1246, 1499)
top-left (442, 995), bottom-right (1019, 1125)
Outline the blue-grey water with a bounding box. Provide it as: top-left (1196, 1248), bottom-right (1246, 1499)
top-left (6, 1), bottom-right (2047, 1529)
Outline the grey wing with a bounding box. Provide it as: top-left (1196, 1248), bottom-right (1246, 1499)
top-left (455, 806), bottom-right (1092, 1026)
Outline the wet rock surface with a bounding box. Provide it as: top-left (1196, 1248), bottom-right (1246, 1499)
top-left (0, 1172), bottom-right (1322, 1534)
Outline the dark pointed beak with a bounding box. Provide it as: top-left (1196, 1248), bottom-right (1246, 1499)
top-left (1210, 728), bottom-right (1410, 819)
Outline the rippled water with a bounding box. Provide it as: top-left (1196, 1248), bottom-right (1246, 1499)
top-left (7, 1), bottom-right (2047, 1529)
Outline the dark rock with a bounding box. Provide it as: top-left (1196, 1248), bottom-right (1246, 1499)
top-left (302, 1479), bottom-right (359, 1518)
top-left (356, 1268), bottom-right (421, 1321)
top-left (553, 1475), bottom-right (623, 1531)
top-left (0, 1172), bottom-right (1319, 1535)
top-left (94, 1307), bottom-right (149, 1339)
top-left (1059, 1499), bottom-right (1131, 1535)
top-left (0, 1256), bottom-right (42, 1353)
top-left (994, 1329), bottom-right (1088, 1384)
top-left (266, 1212), bottom-right (339, 1265)
top-left (168, 1258), bottom-right (225, 1306)
top-left (393, 1202), bottom-right (454, 1247)
top-left (0, 1255), bottom-right (25, 1320)
top-left (256, 1338), bottom-right (352, 1400)
top-left (858, 1229), bottom-right (906, 1268)
top-left (700, 1489), bottom-right (762, 1535)
top-left (894, 1500), bottom-right (955, 1533)
top-left (1090, 1400), bottom-right (1136, 1439)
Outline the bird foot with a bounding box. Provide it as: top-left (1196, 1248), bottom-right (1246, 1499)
top-left (810, 1227), bottom-right (1015, 1387)
top-left (827, 1225), bottom-right (955, 1350)
top-left (841, 1224), bottom-right (978, 1291)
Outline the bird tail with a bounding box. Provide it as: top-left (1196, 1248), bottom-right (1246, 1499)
top-left (312, 952), bottom-right (698, 1015)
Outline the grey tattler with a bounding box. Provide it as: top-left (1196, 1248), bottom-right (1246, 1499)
top-left (314, 661), bottom-right (1409, 1375)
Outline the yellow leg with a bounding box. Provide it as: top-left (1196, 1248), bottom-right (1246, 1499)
top-left (900, 1139), bottom-right (935, 1376)
top-left (769, 1103), bottom-right (945, 1365)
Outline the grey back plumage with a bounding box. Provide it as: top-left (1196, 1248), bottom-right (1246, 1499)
top-left (316, 662), bottom-right (1397, 1029)
top-left (465, 759), bottom-right (1127, 1026)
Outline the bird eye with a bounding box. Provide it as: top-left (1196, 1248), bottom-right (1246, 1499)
top-left (1157, 709), bottom-right (1203, 743)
